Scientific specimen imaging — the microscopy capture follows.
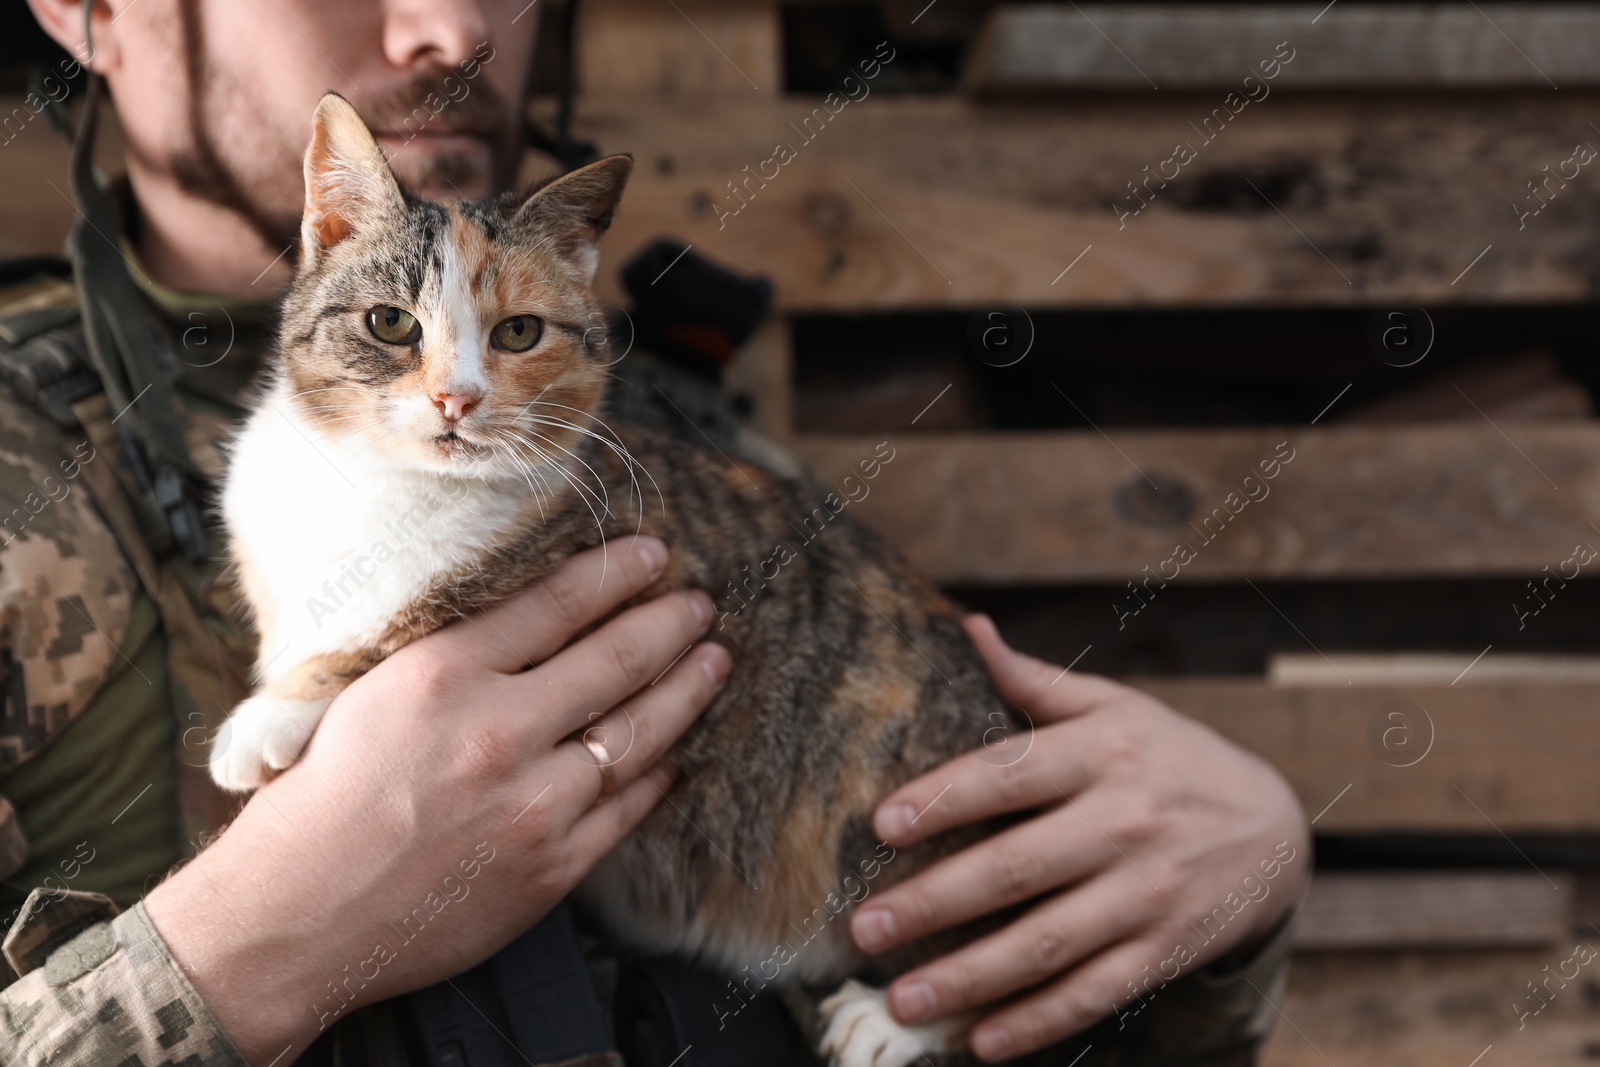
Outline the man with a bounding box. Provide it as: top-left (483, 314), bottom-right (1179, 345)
top-left (0, 0), bottom-right (1309, 1063)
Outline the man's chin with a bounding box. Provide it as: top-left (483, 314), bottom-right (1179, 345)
top-left (378, 135), bottom-right (497, 200)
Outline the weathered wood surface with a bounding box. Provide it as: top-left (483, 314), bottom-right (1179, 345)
top-left (1296, 873), bottom-right (1574, 950)
top-left (10, 93), bottom-right (1600, 307)
top-left (573, 94), bottom-right (1600, 309)
top-left (794, 425), bottom-right (1600, 584)
top-left (1270, 654), bottom-right (1600, 687)
top-left (577, 1), bottom-right (780, 97)
top-left (1137, 677), bottom-right (1600, 833)
top-left (968, 4), bottom-right (1600, 92)
top-left (1265, 945), bottom-right (1600, 1067)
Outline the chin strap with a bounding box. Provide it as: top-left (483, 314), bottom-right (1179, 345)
top-left (524, 0), bottom-right (600, 172)
top-left (65, 1), bottom-right (209, 560)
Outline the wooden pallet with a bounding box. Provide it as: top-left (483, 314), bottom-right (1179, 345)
top-left (1296, 873), bottom-right (1574, 951)
top-left (1263, 946), bottom-right (1600, 1067)
top-left (793, 426), bottom-right (1598, 584)
top-left (576, 92), bottom-right (1600, 310)
top-left (968, 4), bottom-right (1600, 91)
top-left (6, 4), bottom-right (1599, 1050)
top-left (1138, 678), bottom-right (1600, 834)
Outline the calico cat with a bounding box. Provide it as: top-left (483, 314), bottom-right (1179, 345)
top-left (215, 92), bottom-right (1022, 1067)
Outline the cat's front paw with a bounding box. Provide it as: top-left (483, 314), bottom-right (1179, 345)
top-left (209, 694), bottom-right (332, 792)
top-left (818, 980), bottom-right (969, 1067)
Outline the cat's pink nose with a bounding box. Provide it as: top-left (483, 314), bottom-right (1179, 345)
top-left (432, 391), bottom-right (480, 422)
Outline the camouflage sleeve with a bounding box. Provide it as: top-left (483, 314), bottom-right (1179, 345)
top-left (0, 888), bottom-right (249, 1065)
top-left (0, 392), bottom-right (137, 774)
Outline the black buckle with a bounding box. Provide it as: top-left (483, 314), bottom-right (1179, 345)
top-left (153, 464), bottom-right (209, 562)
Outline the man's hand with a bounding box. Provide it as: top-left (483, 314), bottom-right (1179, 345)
top-left (848, 615), bottom-right (1309, 1061)
top-left (144, 536), bottom-right (728, 1065)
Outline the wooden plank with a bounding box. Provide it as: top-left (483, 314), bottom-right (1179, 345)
top-left (793, 425), bottom-right (1600, 584)
top-left (1270, 654), bottom-right (1600, 688)
top-left (1264, 947), bottom-right (1600, 1067)
top-left (1137, 677), bottom-right (1600, 833)
top-left (967, 4), bottom-right (1600, 92)
top-left (576, 1), bottom-right (780, 97)
top-left (1343, 351), bottom-right (1592, 424)
top-left (1295, 873), bottom-right (1574, 950)
top-left (9, 92), bottom-right (1600, 307)
top-left (572, 94), bottom-right (1600, 310)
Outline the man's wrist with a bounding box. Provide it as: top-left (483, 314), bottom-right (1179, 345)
top-left (144, 835), bottom-right (329, 1063)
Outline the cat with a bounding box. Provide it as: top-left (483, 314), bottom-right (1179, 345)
top-left (214, 91), bottom-right (1024, 1067)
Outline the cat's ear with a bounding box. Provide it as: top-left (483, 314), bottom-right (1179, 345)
top-left (300, 92), bottom-right (404, 263)
top-left (514, 154), bottom-right (634, 285)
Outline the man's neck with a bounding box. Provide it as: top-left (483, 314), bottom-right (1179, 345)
top-left (125, 166), bottom-right (296, 299)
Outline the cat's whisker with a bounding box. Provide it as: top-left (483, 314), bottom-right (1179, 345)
top-left (517, 410), bottom-right (662, 529)
top-left (487, 427), bottom-right (577, 523)
top-left (337, 424), bottom-right (406, 464)
top-left (499, 428), bottom-right (609, 533)
top-left (506, 382), bottom-right (557, 425)
top-left (531, 409), bottom-right (656, 524)
top-left (485, 431), bottom-right (552, 520)
top-left (284, 383), bottom-right (368, 402)
top-left (506, 421), bottom-right (616, 518)
top-left (522, 400), bottom-right (657, 500)
top-left (514, 436), bottom-right (608, 531)
top-left (300, 412), bottom-right (384, 429)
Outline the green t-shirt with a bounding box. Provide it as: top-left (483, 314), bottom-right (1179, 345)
top-left (0, 590), bottom-right (181, 913)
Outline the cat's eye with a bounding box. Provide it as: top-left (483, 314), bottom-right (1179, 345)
top-left (366, 305), bottom-right (421, 345)
top-left (491, 315), bottom-right (543, 353)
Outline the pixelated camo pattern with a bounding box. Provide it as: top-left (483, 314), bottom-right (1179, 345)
top-left (0, 393), bottom-right (135, 773)
top-left (0, 900), bottom-right (247, 1066)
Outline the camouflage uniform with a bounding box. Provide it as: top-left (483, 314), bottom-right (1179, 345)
top-left (0, 255), bottom-right (261, 1064)
top-left (0, 221), bottom-right (1298, 1067)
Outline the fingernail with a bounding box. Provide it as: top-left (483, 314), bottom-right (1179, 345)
top-left (877, 803), bottom-right (917, 841)
top-left (892, 981), bottom-right (936, 1023)
top-left (973, 1027), bottom-right (1013, 1061)
top-left (635, 537), bottom-right (669, 577)
top-left (688, 591), bottom-right (712, 629)
top-left (698, 644), bottom-right (731, 687)
top-left (853, 908), bottom-right (897, 952)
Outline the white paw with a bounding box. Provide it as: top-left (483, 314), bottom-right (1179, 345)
top-left (209, 694), bottom-right (331, 792)
top-left (818, 980), bottom-right (967, 1067)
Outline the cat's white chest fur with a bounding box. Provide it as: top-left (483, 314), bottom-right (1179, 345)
top-left (223, 381), bottom-right (523, 684)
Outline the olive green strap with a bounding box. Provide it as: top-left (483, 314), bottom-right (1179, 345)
top-left (67, 77), bottom-right (193, 481)
top-left (65, 66), bottom-right (209, 559)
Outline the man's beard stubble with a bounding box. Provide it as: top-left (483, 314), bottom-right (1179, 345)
top-left (167, 0), bottom-right (523, 260)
